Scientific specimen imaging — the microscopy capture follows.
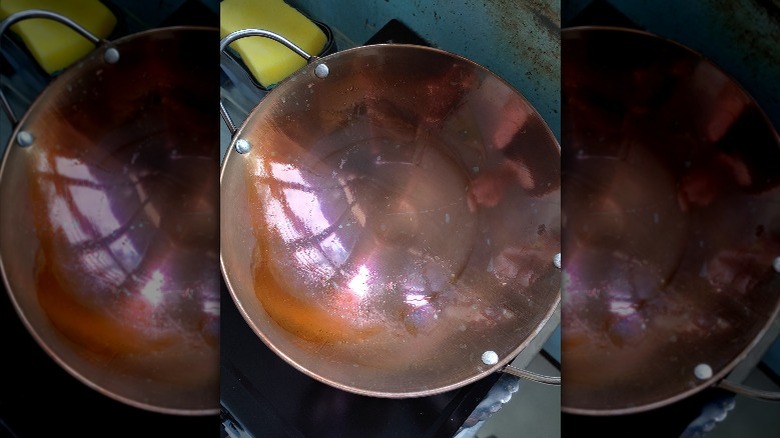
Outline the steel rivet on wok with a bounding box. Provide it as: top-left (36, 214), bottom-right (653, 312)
top-left (104, 47), bottom-right (120, 64)
top-left (482, 350), bottom-right (499, 366)
top-left (694, 363), bottom-right (713, 380)
top-left (314, 63), bottom-right (329, 78)
top-left (553, 253), bottom-right (561, 269)
top-left (235, 139), bottom-right (251, 154)
top-left (773, 256), bottom-right (780, 274)
top-left (16, 131), bottom-right (34, 147)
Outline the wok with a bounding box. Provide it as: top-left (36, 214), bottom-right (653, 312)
top-left (561, 26), bottom-right (780, 415)
top-left (0, 11), bottom-right (219, 414)
top-left (220, 30), bottom-right (562, 397)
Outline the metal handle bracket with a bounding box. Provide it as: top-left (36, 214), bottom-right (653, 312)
top-left (501, 363), bottom-right (561, 386)
top-left (0, 9), bottom-right (106, 126)
top-left (717, 379), bottom-right (780, 401)
top-left (219, 28), bottom-right (314, 137)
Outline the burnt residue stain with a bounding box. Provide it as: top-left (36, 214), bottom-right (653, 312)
top-left (482, 0), bottom-right (560, 83)
top-left (708, 0), bottom-right (780, 77)
top-left (485, 0), bottom-right (560, 39)
top-left (531, 4), bottom-right (560, 38)
top-left (753, 0), bottom-right (780, 21)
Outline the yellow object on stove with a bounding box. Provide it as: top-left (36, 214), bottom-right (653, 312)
top-left (220, 0), bottom-right (327, 88)
top-left (0, 0), bottom-right (116, 75)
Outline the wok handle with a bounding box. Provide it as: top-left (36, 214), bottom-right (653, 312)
top-left (717, 379), bottom-right (780, 401)
top-left (0, 9), bottom-right (104, 126)
top-left (500, 363), bottom-right (561, 386)
top-left (219, 29), bottom-right (313, 136)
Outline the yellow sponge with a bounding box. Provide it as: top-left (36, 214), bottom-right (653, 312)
top-left (0, 0), bottom-right (116, 75)
top-left (220, 0), bottom-right (327, 88)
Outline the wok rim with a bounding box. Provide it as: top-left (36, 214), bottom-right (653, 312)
top-left (219, 42), bottom-right (562, 398)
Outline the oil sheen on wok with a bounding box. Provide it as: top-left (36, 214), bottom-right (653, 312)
top-left (19, 36), bottom-right (220, 387)
top-left (235, 47), bottom-right (561, 389)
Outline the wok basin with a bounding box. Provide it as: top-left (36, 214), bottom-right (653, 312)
top-left (0, 21), bottom-right (220, 414)
top-left (561, 26), bottom-right (780, 415)
top-left (221, 41), bottom-right (562, 397)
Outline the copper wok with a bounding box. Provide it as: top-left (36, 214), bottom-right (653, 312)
top-left (220, 30), bottom-right (562, 397)
top-left (561, 27), bottom-right (780, 415)
top-left (0, 11), bottom-right (219, 414)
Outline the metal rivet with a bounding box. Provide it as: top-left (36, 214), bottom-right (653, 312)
top-left (481, 350), bottom-right (499, 366)
top-left (553, 253), bottom-right (561, 269)
top-left (314, 63), bottom-right (329, 78)
top-left (104, 47), bottom-right (120, 64)
top-left (694, 363), bottom-right (713, 380)
top-left (17, 131), bottom-right (34, 147)
top-left (235, 139), bottom-right (251, 154)
top-left (773, 256), bottom-right (780, 274)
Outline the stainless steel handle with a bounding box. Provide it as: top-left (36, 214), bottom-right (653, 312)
top-left (0, 9), bottom-right (107, 126)
top-left (717, 379), bottom-right (780, 401)
top-left (219, 29), bottom-right (313, 136)
top-left (501, 364), bottom-right (561, 386)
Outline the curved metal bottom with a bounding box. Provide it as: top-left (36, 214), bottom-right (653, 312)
top-left (0, 26), bottom-right (220, 414)
top-left (561, 26), bottom-right (780, 415)
top-left (221, 43), bottom-right (561, 397)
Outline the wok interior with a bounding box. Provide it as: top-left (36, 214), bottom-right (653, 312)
top-left (561, 28), bottom-right (780, 413)
top-left (0, 28), bottom-right (219, 413)
top-left (221, 45), bottom-right (561, 396)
